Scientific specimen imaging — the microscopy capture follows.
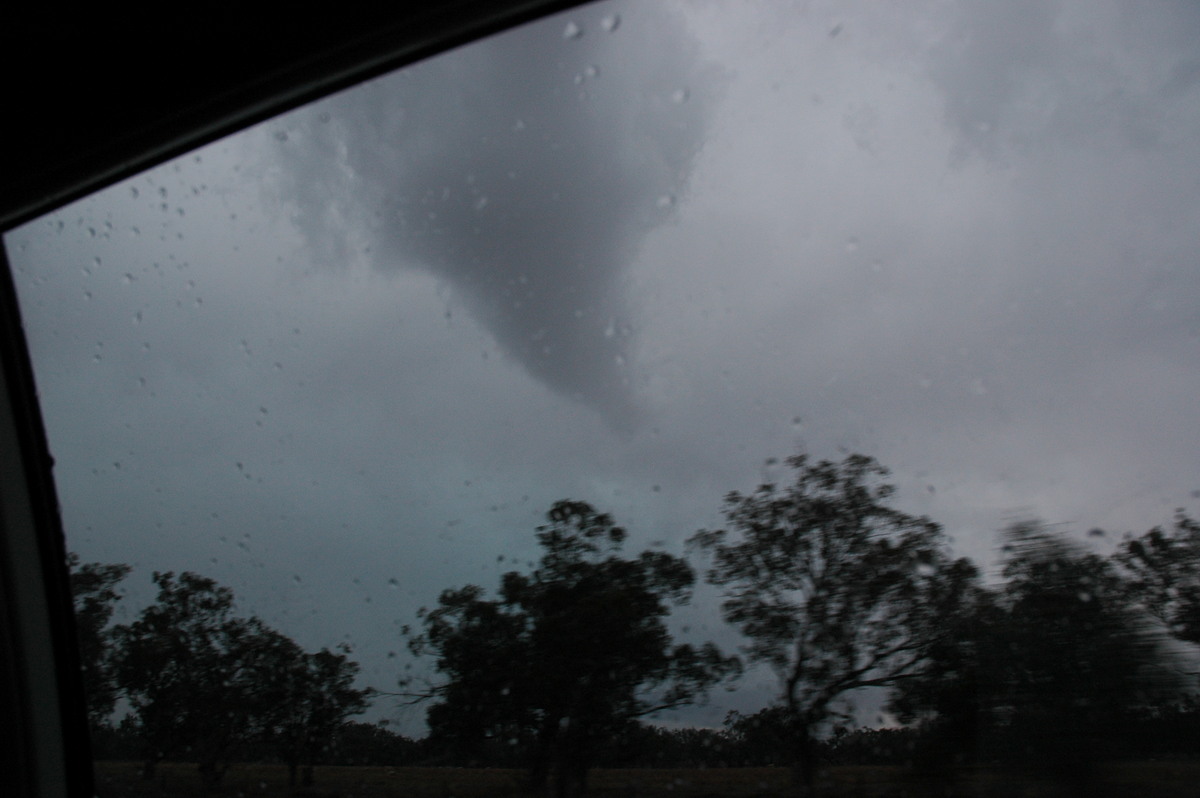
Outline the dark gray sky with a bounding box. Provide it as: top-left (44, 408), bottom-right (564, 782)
top-left (7, 0), bottom-right (1200, 732)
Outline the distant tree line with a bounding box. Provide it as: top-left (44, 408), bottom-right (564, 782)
top-left (73, 449), bottom-right (1200, 797)
top-left (70, 560), bottom-right (371, 789)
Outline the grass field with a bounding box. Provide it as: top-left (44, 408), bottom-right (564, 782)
top-left (93, 760), bottom-right (1200, 797)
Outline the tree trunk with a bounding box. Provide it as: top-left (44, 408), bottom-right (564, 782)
top-left (791, 729), bottom-right (819, 797)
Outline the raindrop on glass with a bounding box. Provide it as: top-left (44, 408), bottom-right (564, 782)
top-left (563, 21), bottom-right (583, 39)
top-left (601, 14), bottom-right (620, 32)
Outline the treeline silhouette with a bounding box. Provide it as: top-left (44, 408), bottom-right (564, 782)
top-left (74, 450), bottom-right (1200, 796)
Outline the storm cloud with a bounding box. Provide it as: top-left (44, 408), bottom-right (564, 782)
top-left (273, 4), bottom-right (719, 428)
top-left (7, 0), bottom-right (1200, 734)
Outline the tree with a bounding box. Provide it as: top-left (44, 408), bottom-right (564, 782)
top-left (884, 572), bottom-right (999, 773)
top-left (1116, 509), bottom-right (1200, 648)
top-left (112, 571), bottom-right (305, 788)
top-left (66, 554), bottom-right (131, 730)
top-left (273, 645), bottom-right (370, 786)
top-left (407, 499), bottom-right (739, 797)
top-left (689, 452), bottom-right (973, 794)
top-left (892, 521), bottom-right (1183, 783)
top-left (989, 522), bottom-right (1179, 777)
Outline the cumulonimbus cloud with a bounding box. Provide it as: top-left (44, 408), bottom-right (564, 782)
top-left (272, 1), bottom-right (721, 430)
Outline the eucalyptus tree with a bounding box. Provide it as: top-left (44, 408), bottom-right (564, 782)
top-left (690, 452), bottom-right (974, 793)
top-left (407, 499), bottom-right (739, 797)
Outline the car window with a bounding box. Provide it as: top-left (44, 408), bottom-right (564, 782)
top-left (5, 1), bottom-right (1200, 795)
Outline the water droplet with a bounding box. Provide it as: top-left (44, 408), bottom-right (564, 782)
top-left (474, 195), bottom-right (489, 211)
top-left (657, 194), bottom-right (676, 208)
top-left (601, 14), bottom-right (620, 32)
top-left (585, 65), bottom-right (599, 79)
top-left (671, 88), bottom-right (690, 104)
top-left (274, 130), bottom-right (289, 142)
top-left (917, 562), bottom-right (937, 577)
top-left (652, 485), bottom-right (661, 493)
top-left (122, 273), bottom-right (135, 284)
top-left (317, 111), bottom-right (331, 124)
top-left (388, 578), bottom-right (399, 589)
top-left (158, 187), bottom-right (168, 198)
top-left (614, 354), bottom-right (626, 367)
top-left (845, 237), bottom-right (860, 253)
top-left (563, 21), bottom-right (583, 39)
top-left (791, 416), bottom-right (804, 431)
top-left (132, 310), bottom-right (143, 325)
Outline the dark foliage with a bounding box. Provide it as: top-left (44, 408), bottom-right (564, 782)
top-left (690, 452), bottom-right (975, 791)
top-left (111, 570), bottom-right (368, 788)
top-left (1117, 510), bottom-right (1200, 647)
top-left (407, 499), bottom-right (739, 796)
top-left (67, 554), bottom-right (131, 731)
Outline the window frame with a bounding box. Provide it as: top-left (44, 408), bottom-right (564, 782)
top-left (0, 4), bottom-right (587, 796)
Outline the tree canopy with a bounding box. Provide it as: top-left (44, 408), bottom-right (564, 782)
top-left (111, 570), bottom-right (368, 788)
top-left (407, 499), bottom-right (739, 797)
top-left (689, 452), bottom-right (976, 791)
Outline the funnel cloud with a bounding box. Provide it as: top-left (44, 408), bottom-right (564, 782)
top-left (275, 4), bottom-right (719, 428)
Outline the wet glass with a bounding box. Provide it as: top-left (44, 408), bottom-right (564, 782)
top-left (5, 1), bottom-right (1200, 795)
